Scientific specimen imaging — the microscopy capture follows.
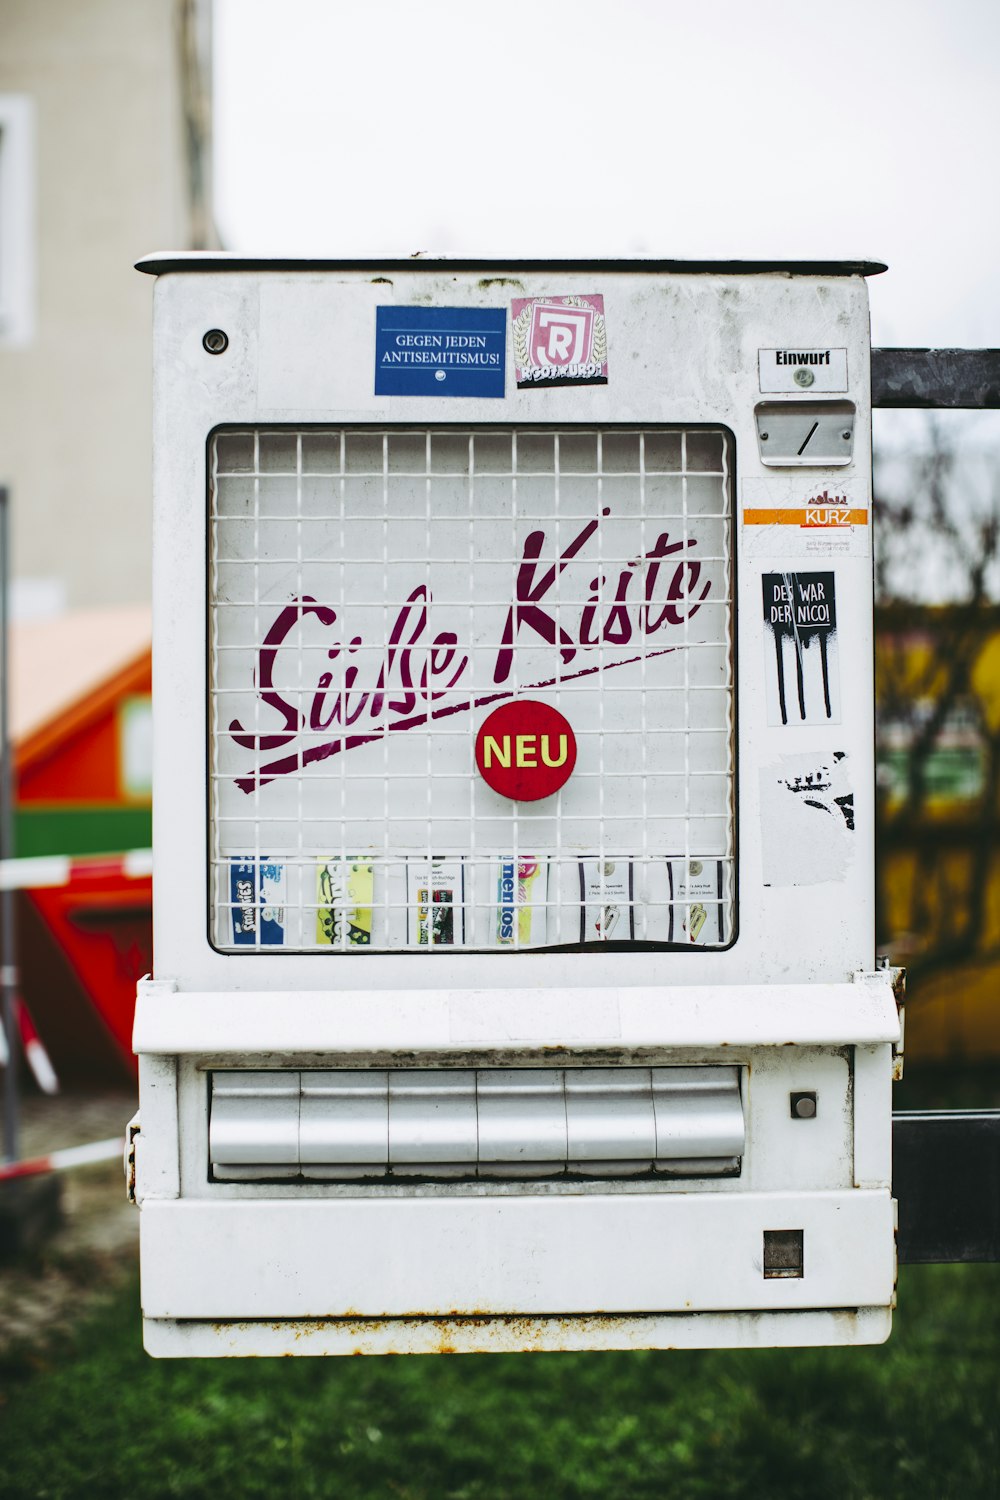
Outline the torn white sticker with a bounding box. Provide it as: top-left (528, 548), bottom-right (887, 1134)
top-left (760, 751), bottom-right (854, 887)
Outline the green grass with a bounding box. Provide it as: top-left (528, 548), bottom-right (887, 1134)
top-left (0, 1264), bottom-right (997, 1500)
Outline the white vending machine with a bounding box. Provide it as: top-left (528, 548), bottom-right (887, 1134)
top-left (130, 255), bottom-right (901, 1355)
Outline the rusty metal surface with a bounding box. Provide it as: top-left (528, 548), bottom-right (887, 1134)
top-left (126, 1113), bottom-right (140, 1203)
top-left (890, 967), bottom-right (905, 1080)
top-left (143, 1303), bottom-right (894, 1356)
top-left (893, 1110), bottom-right (1000, 1263)
top-left (872, 348), bottom-right (1000, 408)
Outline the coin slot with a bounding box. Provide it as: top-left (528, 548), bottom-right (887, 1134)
top-left (796, 421), bottom-right (820, 456)
top-left (754, 400), bottom-right (855, 467)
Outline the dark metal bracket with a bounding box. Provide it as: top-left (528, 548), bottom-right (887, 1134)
top-left (872, 348), bottom-right (1000, 409)
top-left (873, 348), bottom-right (1000, 1263)
top-left (893, 1111), bottom-right (1000, 1263)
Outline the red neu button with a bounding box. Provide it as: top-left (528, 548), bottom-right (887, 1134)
top-left (475, 700), bottom-right (577, 802)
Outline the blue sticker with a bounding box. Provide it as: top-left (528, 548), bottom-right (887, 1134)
top-left (230, 857), bottom-right (286, 946)
top-left (375, 306), bottom-right (506, 398)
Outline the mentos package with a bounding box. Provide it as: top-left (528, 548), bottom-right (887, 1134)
top-left (667, 858), bottom-right (725, 945)
top-left (496, 858), bottom-right (548, 947)
top-left (230, 858), bottom-right (286, 946)
top-left (316, 859), bottom-right (374, 946)
top-left (407, 858), bottom-right (464, 946)
top-left (579, 859), bottom-right (634, 941)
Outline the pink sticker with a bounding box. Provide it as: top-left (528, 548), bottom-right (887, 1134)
top-left (511, 294), bottom-right (608, 387)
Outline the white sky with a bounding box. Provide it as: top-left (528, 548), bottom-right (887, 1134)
top-left (214, 0), bottom-right (1000, 349)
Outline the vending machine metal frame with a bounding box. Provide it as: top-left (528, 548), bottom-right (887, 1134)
top-left (132, 257), bottom-right (901, 1356)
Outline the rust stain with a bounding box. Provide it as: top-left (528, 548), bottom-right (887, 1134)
top-left (313, 1045), bottom-right (719, 1070)
top-left (891, 966), bottom-right (906, 1080)
top-left (126, 1122), bottom-right (139, 1204)
top-left (208, 1311), bottom-right (711, 1357)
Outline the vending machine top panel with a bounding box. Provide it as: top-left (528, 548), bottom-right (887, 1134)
top-left (144, 258), bottom-right (875, 994)
top-left (137, 255), bottom-right (888, 277)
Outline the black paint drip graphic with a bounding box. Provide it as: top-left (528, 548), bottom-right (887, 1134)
top-left (782, 765), bottom-right (855, 832)
top-left (762, 572), bottom-right (838, 724)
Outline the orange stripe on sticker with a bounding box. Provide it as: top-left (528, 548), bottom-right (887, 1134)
top-left (743, 508), bottom-right (869, 526)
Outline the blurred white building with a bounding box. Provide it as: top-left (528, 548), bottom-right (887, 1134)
top-left (0, 0), bottom-right (215, 616)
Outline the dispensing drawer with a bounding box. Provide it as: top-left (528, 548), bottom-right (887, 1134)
top-left (209, 1066), bottom-right (744, 1181)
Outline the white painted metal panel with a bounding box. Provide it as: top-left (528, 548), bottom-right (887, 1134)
top-left (133, 977), bottom-right (901, 1054)
top-left (149, 266), bottom-right (874, 994)
top-left (136, 259), bottom-right (890, 1353)
top-left (139, 1189), bottom-right (895, 1320)
top-left (133, 1055), bottom-right (180, 1203)
top-left (740, 1050), bottom-right (857, 1193)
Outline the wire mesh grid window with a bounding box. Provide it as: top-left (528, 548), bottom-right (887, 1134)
top-left (209, 427), bottom-right (735, 952)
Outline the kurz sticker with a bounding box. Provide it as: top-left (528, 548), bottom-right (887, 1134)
top-left (742, 477), bottom-right (869, 561)
top-left (511, 295), bottom-right (608, 387)
top-left (762, 572), bottom-right (840, 726)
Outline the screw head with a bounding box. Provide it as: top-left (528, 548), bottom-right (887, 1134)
top-left (760, 431), bottom-right (769, 441)
top-left (203, 328), bottom-right (229, 355)
top-left (841, 429), bottom-right (852, 441)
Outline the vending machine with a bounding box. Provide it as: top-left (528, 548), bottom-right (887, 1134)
top-left (130, 255), bottom-right (902, 1355)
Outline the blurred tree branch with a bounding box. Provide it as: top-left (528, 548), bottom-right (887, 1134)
top-left (874, 417), bottom-right (1000, 978)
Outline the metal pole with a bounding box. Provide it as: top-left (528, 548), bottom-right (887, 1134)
top-left (0, 486), bottom-right (20, 1164)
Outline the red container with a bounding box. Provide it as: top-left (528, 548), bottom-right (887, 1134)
top-left (12, 609), bottom-right (152, 1081)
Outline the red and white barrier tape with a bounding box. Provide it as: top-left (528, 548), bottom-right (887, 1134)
top-left (0, 848), bottom-right (152, 892)
top-left (17, 999), bottom-right (58, 1094)
top-left (0, 997), bottom-right (59, 1092)
top-left (0, 1136), bottom-right (123, 1182)
top-left (0, 847), bottom-right (149, 1088)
